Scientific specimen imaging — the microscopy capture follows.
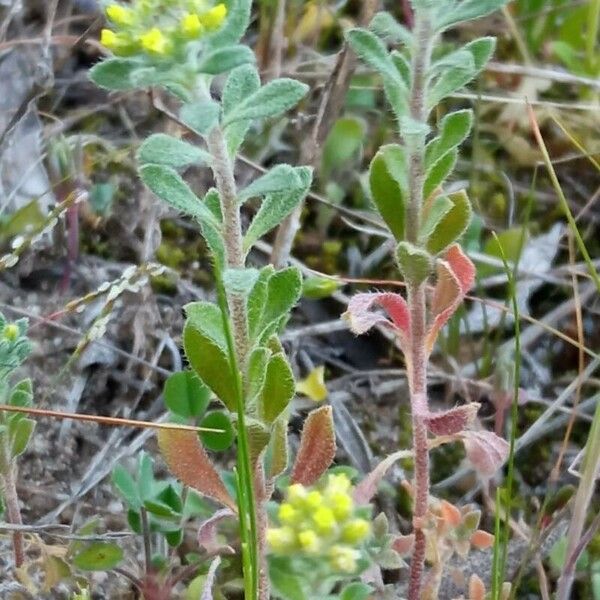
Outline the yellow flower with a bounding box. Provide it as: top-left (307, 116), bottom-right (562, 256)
top-left (140, 28), bottom-right (169, 54)
top-left (313, 506), bottom-right (336, 535)
top-left (298, 530), bottom-right (320, 553)
top-left (329, 545), bottom-right (359, 573)
top-left (303, 490), bottom-right (323, 510)
top-left (181, 13), bottom-right (204, 38)
top-left (100, 29), bottom-right (119, 49)
top-left (266, 527), bottom-right (295, 552)
top-left (287, 483), bottom-right (307, 505)
top-left (278, 503), bottom-right (299, 525)
top-left (326, 473), bottom-right (351, 495)
top-left (341, 519), bottom-right (370, 544)
top-left (200, 3), bottom-right (227, 29)
top-left (106, 4), bottom-right (133, 26)
top-left (3, 324), bottom-right (19, 341)
top-left (330, 492), bottom-right (353, 521)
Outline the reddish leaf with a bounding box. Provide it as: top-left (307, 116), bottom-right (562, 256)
top-left (290, 405), bottom-right (336, 486)
top-left (392, 533), bottom-right (415, 556)
top-left (462, 430), bottom-right (509, 477)
top-left (343, 292), bottom-right (410, 345)
top-left (157, 429), bottom-right (237, 511)
top-left (439, 499), bottom-right (462, 528)
top-left (353, 449), bottom-right (410, 505)
top-left (470, 529), bottom-right (494, 550)
top-left (468, 574), bottom-right (486, 600)
top-left (197, 508), bottom-right (235, 555)
top-left (426, 244), bottom-right (475, 353)
top-left (423, 403), bottom-right (480, 436)
top-left (201, 556), bottom-right (222, 600)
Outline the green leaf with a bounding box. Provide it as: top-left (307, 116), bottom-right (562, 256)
top-left (258, 354), bottom-right (294, 424)
top-left (137, 134), bottom-right (211, 169)
top-left (89, 58), bottom-right (139, 90)
top-left (259, 267), bottom-right (303, 336)
top-left (302, 276), bottom-right (341, 299)
top-left (184, 323), bottom-right (237, 412)
top-left (184, 301), bottom-right (227, 350)
top-left (269, 557), bottom-right (308, 600)
top-left (425, 190), bottom-right (472, 254)
top-left (420, 196), bottom-right (454, 242)
top-left (198, 44), bottom-right (255, 75)
top-left (143, 498), bottom-right (180, 519)
top-left (180, 99), bottom-right (221, 136)
top-left (200, 411), bottom-right (235, 451)
top-left (139, 164), bottom-right (219, 229)
top-left (72, 543), bottom-right (124, 571)
top-left (198, 189), bottom-right (226, 269)
top-left (436, 0), bottom-right (509, 31)
top-left (247, 267), bottom-right (273, 339)
top-left (10, 417), bottom-right (35, 457)
top-left (396, 242), bottom-right (432, 286)
top-left (223, 267), bottom-right (260, 297)
top-left (246, 346), bottom-right (270, 407)
top-left (369, 12), bottom-right (412, 45)
top-left (340, 582), bottom-right (373, 600)
top-left (243, 167), bottom-right (312, 252)
top-left (137, 452), bottom-right (155, 500)
top-left (208, 0), bottom-right (251, 46)
top-left (223, 64), bottom-right (261, 155)
top-left (346, 27), bottom-right (407, 115)
top-left (368, 145), bottom-right (407, 240)
top-left (239, 165), bottom-right (302, 203)
top-left (112, 465), bottom-right (141, 509)
top-left (391, 51), bottom-right (411, 88)
top-left (322, 117), bottom-right (366, 176)
top-left (223, 78), bottom-right (308, 125)
top-left (9, 379), bottom-right (33, 407)
top-left (266, 415), bottom-right (288, 479)
top-left (423, 148), bottom-right (457, 199)
top-left (427, 38), bottom-right (496, 108)
top-left (425, 109), bottom-right (473, 169)
top-left (164, 371), bottom-right (211, 420)
top-left (244, 417), bottom-right (271, 465)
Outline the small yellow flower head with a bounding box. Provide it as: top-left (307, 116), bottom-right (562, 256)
top-left (106, 4), bottom-right (133, 26)
top-left (298, 530), bottom-right (320, 553)
top-left (304, 490), bottom-right (323, 510)
top-left (329, 545), bottom-right (360, 573)
top-left (3, 323), bottom-right (19, 342)
top-left (278, 503), bottom-right (299, 525)
top-left (100, 28), bottom-right (119, 50)
top-left (200, 3), bottom-right (227, 29)
top-left (313, 506), bottom-right (336, 535)
top-left (140, 28), bottom-right (169, 55)
top-left (287, 483), bottom-right (307, 505)
top-left (341, 519), bottom-right (370, 544)
top-left (326, 473), bottom-right (351, 495)
top-left (181, 13), bottom-right (204, 38)
top-left (266, 527), bottom-right (295, 552)
top-left (331, 492), bottom-right (353, 521)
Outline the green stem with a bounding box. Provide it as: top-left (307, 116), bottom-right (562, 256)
top-left (404, 8), bottom-right (434, 600)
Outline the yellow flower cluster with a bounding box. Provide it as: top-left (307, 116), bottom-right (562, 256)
top-left (267, 474), bottom-right (371, 573)
top-left (100, 1), bottom-right (227, 58)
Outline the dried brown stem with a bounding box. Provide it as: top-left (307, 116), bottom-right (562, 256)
top-left (0, 447), bottom-right (24, 569)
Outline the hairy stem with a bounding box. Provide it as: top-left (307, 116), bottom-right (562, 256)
top-left (405, 9), bottom-right (434, 600)
top-left (207, 127), bottom-right (250, 365)
top-left (0, 444), bottom-right (24, 569)
top-left (207, 125), bottom-right (263, 600)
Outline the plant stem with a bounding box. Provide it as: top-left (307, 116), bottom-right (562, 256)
top-left (404, 8), bottom-right (434, 600)
top-left (0, 443), bottom-right (24, 569)
top-left (207, 125), bottom-right (262, 600)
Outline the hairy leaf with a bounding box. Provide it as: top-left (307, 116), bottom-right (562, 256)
top-left (208, 0), bottom-right (251, 46)
top-left (137, 134), bottom-right (210, 169)
top-left (436, 0), bottom-right (509, 31)
top-left (239, 164), bottom-right (302, 203)
top-left (369, 145), bottom-right (407, 240)
top-left (427, 38), bottom-right (496, 108)
top-left (266, 415), bottom-right (289, 479)
top-left (184, 323), bottom-right (237, 412)
top-left (258, 353), bottom-right (294, 424)
top-left (184, 302), bottom-right (228, 350)
top-left (420, 195), bottom-right (454, 242)
top-left (89, 58), bottom-right (139, 90)
top-left (425, 109), bottom-right (473, 169)
top-left (396, 241), bottom-right (432, 286)
top-left (223, 78), bottom-right (308, 124)
top-left (462, 430), bottom-right (509, 477)
top-left (423, 148), bottom-right (457, 199)
top-left (157, 429), bottom-right (236, 510)
top-left (369, 12), bottom-right (412, 45)
top-left (164, 370), bottom-right (210, 420)
top-left (222, 64), bottom-right (261, 155)
top-left (291, 405), bottom-right (336, 486)
top-left (198, 45), bottom-right (255, 75)
top-left (425, 190), bottom-right (472, 255)
top-left (422, 403), bottom-right (480, 436)
top-left (180, 99), bottom-right (221, 136)
top-left (223, 267), bottom-right (260, 297)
